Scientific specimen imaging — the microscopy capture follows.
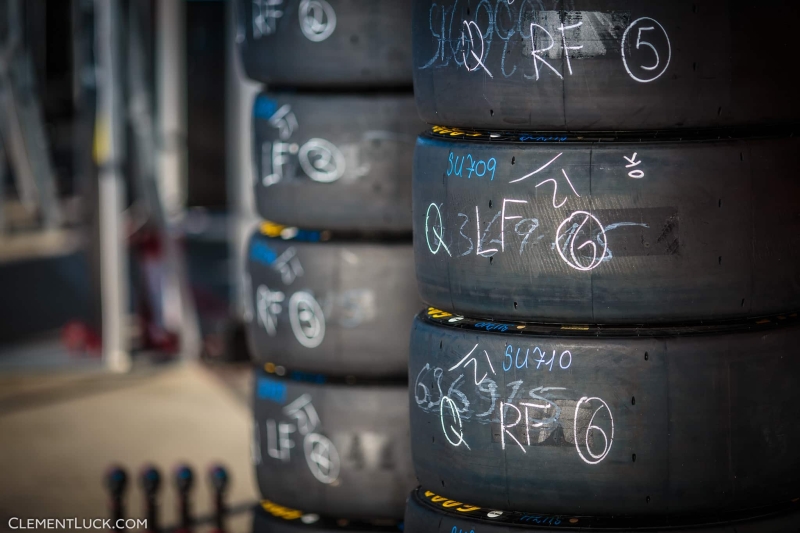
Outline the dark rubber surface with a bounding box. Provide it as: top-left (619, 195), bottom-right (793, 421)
top-left (413, 134), bottom-right (800, 323)
top-left (253, 501), bottom-right (403, 532)
top-left (244, 230), bottom-right (420, 377)
top-left (412, 0), bottom-right (800, 130)
top-left (405, 488), bottom-right (800, 532)
top-left (253, 371), bottom-right (416, 519)
top-left (238, 0), bottom-right (413, 87)
top-left (408, 310), bottom-right (800, 516)
top-left (253, 93), bottom-right (422, 232)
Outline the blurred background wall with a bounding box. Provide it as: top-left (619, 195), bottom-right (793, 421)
top-left (0, 1), bottom-right (258, 529)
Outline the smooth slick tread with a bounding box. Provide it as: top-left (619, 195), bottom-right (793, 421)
top-left (413, 134), bottom-right (800, 323)
top-left (239, 0), bottom-right (413, 87)
top-left (245, 230), bottom-right (420, 377)
top-left (412, 0), bottom-right (800, 130)
top-left (408, 310), bottom-right (800, 516)
top-left (253, 92), bottom-right (422, 232)
top-left (253, 371), bottom-right (415, 519)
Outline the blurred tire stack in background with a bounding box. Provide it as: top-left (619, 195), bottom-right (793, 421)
top-left (232, 0), bottom-right (423, 530)
top-left (404, 1), bottom-right (800, 531)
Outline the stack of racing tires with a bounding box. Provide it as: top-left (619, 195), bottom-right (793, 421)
top-left (236, 0), bottom-right (424, 531)
top-left (406, 1), bottom-right (800, 532)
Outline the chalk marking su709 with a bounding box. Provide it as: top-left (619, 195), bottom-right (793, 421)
top-left (429, 149), bottom-right (650, 270)
top-left (447, 151), bottom-right (497, 180)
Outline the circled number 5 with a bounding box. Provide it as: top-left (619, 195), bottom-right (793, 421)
top-left (621, 17), bottom-right (671, 83)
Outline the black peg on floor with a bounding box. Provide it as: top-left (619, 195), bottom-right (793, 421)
top-left (105, 465), bottom-right (128, 531)
top-left (174, 464), bottom-right (194, 533)
top-left (208, 464), bottom-right (229, 533)
top-left (139, 465), bottom-right (161, 533)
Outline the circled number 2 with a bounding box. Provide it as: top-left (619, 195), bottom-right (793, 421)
top-left (621, 17), bottom-right (671, 83)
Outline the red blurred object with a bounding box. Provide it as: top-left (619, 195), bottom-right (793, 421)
top-left (131, 226), bottom-right (180, 355)
top-left (61, 320), bottom-right (102, 356)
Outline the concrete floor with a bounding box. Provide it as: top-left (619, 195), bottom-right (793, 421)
top-left (0, 361), bottom-right (257, 532)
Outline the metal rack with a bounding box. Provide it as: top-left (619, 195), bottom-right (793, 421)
top-left (0, 0), bottom-right (201, 371)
